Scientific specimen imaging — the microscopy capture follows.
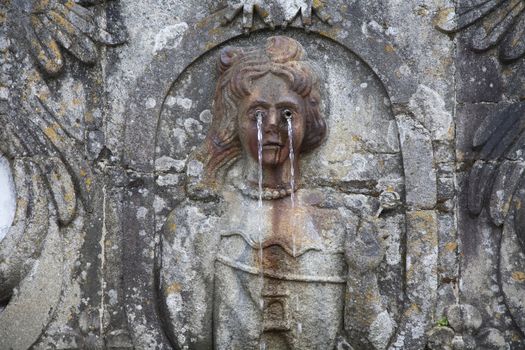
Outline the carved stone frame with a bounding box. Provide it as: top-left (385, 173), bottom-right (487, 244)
top-left (121, 8), bottom-right (441, 349)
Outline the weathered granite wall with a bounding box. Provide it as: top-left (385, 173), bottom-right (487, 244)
top-left (0, 0), bottom-right (524, 349)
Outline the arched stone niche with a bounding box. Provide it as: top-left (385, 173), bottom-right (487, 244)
top-left (156, 31), bottom-right (404, 349)
top-left (121, 9), bottom-right (439, 350)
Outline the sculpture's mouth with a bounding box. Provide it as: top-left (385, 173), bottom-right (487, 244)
top-left (262, 141), bottom-right (284, 150)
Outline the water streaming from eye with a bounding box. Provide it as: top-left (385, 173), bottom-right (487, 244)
top-left (287, 118), bottom-right (296, 257)
top-left (256, 113), bottom-right (266, 350)
top-left (257, 114), bottom-right (264, 211)
top-left (256, 113), bottom-right (264, 295)
top-left (287, 117), bottom-right (302, 336)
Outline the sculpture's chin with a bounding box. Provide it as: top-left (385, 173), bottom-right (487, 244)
top-left (261, 148), bottom-right (287, 167)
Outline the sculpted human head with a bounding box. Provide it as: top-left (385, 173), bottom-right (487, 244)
top-left (238, 73), bottom-right (307, 167)
top-left (195, 36), bottom-right (326, 183)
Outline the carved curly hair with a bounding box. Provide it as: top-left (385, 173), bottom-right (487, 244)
top-left (193, 36), bottom-right (326, 185)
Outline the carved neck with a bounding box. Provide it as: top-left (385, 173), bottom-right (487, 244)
top-left (241, 155), bottom-right (299, 191)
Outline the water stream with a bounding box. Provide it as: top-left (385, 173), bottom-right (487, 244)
top-left (256, 113), bottom-right (266, 350)
top-left (256, 113), bottom-right (264, 302)
top-left (287, 118), bottom-right (296, 257)
top-left (286, 117), bottom-right (302, 337)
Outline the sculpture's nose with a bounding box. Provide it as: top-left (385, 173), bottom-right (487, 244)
top-left (265, 107), bottom-right (279, 133)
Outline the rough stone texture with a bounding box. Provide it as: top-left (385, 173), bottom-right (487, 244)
top-left (446, 304), bottom-right (483, 333)
top-left (1, 0), bottom-right (525, 349)
top-left (395, 114), bottom-right (437, 210)
top-left (427, 326), bottom-right (455, 350)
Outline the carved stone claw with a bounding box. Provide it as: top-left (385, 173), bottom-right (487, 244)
top-left (221, 3), bottom-right (274, 30)
top-left (220, 1), bottom-right (331, 30)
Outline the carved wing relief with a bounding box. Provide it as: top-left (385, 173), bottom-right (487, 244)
top-left (466, 102), bottom-right (525, 334)
top-left (432, 0), bottom-right (525, 343)
top-left (9, 0), bottom-right (126, 76)
top-left (0, 66), bottom-right (81, 350)
top-left (0, 0), bottom-right (125, 346)
top-left (467, 102), bottom-right (525, 248)
top-left (436, 0), bottom-right (525, 62)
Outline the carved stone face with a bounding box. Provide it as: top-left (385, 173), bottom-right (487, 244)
top-left (238, 74), bottom-right (306, 167)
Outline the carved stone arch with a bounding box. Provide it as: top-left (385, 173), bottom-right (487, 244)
top-left (121, 8), bottom-right (440, 350)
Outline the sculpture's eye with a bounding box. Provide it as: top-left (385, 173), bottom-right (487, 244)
top-left (254, 109), bottom-right (265, 121)
top-left (281, 109), bottom-right (293, 119)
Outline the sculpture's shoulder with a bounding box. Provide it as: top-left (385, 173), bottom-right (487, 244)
top-left (163, 198), bottom-right (224, 256)
top-left (296, 188), bottom-right (363, 231)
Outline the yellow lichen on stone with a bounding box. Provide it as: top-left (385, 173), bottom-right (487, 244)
top-left (365, 290), bottom-right (380, 304)
top-left (58, 103), bottom-right (66, 117)
top-left (384, 44), bottom-right (395, 53)
top-left (433, 7), bottom-right (454, 28)
top-left (445, 242), bottom-right (457, 252)
top-left (409, 210), bottom-right (436, 229)
top-left (71, 98), bottom-right (82, 107)
top-left (64, 0), bottom-right (76, 9)
top-left (512, 331), bottom-right (522, 341)
top-left (79, 168), bottom-right (92, 190)
top-left (166, 282), bottom-right (182, 294)
top-left (395, 69), bottom-right (402, 78)
top-left (48, 11), bottom-right (76, 34)
top-left (17, 198), bottom-right (27, 208)
top-left (511, 271), bottom-right (525, 282)
top-left (46, 36), bottom-right (62, 60)
top-left (313, 0), bottom-right (324, 9)
top-left (257, 7), bottom-right (269, 18)
top-left (209, 26), bottom-right (224, 37)
top-left (44, 124), bottom-right (61, 143)
top-left (404, 303), bottom-right (421, 317)
top-left (319, 27), bottom-right (341, 41)
top-left (37, 88), bottom-right (50, 102)
top-left (64, 190), bottom-right (75, 203)
top-left (85, 111), bottom-right (94, 123)
top-left (33, 0), bottom-right (50, 13)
